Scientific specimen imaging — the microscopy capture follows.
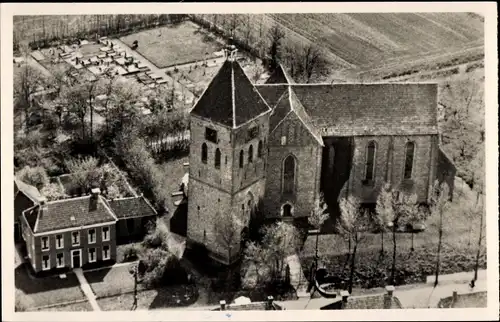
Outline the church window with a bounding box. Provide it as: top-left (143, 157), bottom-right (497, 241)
top-left (215, 148), bottom-right (221, 169)
top-left (365, 141), bottom-right (376, 182)
top-left (201, 143), bottom-right (208, 164)
top-left (239, 150), bottom-right (244, 168)
top-left (205, 127), bottom-right (218, 143)
top-left (247, 127), bottom-right (259, 142)
top-left (248, 145), bottom-right (253, 163)
top-left (281, 136), bottom-right (287, 146)
top-left (258, 140), bottom-right (263, 158)
top-left (283, 155), bottom-right (296, 194)
top-left (404, 141), bottom-right (415, 179)
top-left (282, 204), bottom-right (292, 217)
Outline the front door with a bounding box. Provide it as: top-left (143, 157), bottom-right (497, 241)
top-left (72, 250), bottom-right (81, 268)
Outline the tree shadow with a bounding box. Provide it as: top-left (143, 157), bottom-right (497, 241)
top-left (148, 284), bottom-right (199, 309)
top-left (169, 202), bottom-right (187, 237)
top-left (14, 263), bottom-right (80, 295)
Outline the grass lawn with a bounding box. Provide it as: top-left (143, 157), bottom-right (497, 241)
top-left (120, 21), bottom-right (224, 68)
top-left (97, 284), bottom-right (198, 311)
top-left (15, 264), bottom-right (86, 309)
top-left (32, 300), bottom-right (93, 312)
top-left (300, 177), bottom-right (486, 289)
top-left (84, 264), bottom-right (146, 298)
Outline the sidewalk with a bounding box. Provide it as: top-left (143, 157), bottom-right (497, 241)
top-left (286, 254), bottom-right (309, 297)
top-left (74, 268), bottom-right (101, 311)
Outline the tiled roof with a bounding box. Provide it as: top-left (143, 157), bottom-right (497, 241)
top-left (24, 195), bottom-right (117, 233)
top-left (191, 59), bottom-right (271, 128)
top-left (265, 64), bottom-right (293, 85)
top-left (107, 196), bottom-right (157, 219)
top-left (256, 83), bottom-right (438, 136)
top-left (269, 86), bottom-right (323, 146)
top-left (14, 179), bottom-right (43, 203)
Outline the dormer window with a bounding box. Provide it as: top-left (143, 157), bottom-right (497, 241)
top-left (205, 127), bottom-right (218, 143)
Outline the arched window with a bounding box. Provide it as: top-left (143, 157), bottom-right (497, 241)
top-left (248, 145), bottom-right (253, 163)
top-left (283, 155), bottom-right (296, 194)
top-left (258, 140), bottom-right (263, 158)
top-left (214, 148), bottom-right (221, 169)
top-left (365, 141), bottom-right (376, 181)
top-left (201, 143), bottom-right (208, 164)
top-left (239, 150), bottom-right (244, 168)
top-left (404, 141), bottom-right (415, 179)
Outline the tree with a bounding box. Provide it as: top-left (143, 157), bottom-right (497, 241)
top-left (300, 44), bottom-right (328, 83)
top-left (214, 212), bottom-right (243, 264)
top-left (375, 185), bottom-right (391, 255)
top-left (16, 166), bottom-right (49, 190)
top-left (108, 79), bottom-right (141, 131)
top-left (242, 14), bottom-right (253, 47)
top-left (338, 196), bottom-right (370, 294)
top-left (470, 150), bottom-right (485, 286)
top-left (377, 183), bottom-right (418, 285)
top-left (40, 182), bottom-right (66, 201)
top-left (65, 156), bottom-right (101, 193)
top-left (308, 193), bottom-right (329, 270)
top-left (429, 181), bottom-right (451, 287)
top-left (267, 23), bottom-right (285, 72)
top-left (14, 63), bottom-right (49, 133)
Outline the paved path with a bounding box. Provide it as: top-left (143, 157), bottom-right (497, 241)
top-left (286, 254), bottom-right (309, 297)
top-left (74, 268), bottom-right (101, 311)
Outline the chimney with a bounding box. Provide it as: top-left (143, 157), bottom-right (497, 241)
top-left (39, 196), bottom-right (48, 211)
top-left (452, 291), bottom-right (458, 307)
top-left (384, 285), bottom-right (395, 309)
top-left (89, 188), bottom-right (100, 211)
top-left (265, 295), bottom-right (274, 310)
top-left (219, 300), bottom-right (226, 311)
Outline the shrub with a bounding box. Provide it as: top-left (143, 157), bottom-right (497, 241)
top-left (16, 166), bottom-right (49, 190)
top-left (141, 248), bottom-right (188, 287)
top-left (143, 219), bottom-right (170, 250)
top-left (40, 182), bottom-right (66, 201)
top-left (122, 244), bottom-right (141, 262)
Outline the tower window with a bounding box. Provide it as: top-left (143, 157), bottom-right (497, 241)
top-left (247, 126), bottom-right (259, 142)
top-left (364, 141), bottom-right (376, 182)
top-left (239, 150), bottom-right (244, 168)
top-left (281, 136), bottom-right (287, 146)
top-left (404, 141), bottom-right (416, 179)
top-left (201, 143), bottom-right (208, 164)
top-left (205, 127), bottom-right (218, 143)
top-left (248, 145), bottom-right (253, 163)
top-left (283, 155), bottom-right (296, 194)
top-left (215, 148), bottom-right (221, 169)
top-left (258, 140), bottom-right (263, 158)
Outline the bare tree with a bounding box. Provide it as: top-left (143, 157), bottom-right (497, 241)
top-left (338, 196), bottom-right (370, 294)
top-left (213, 212), bottom-right (242, 264)
top-left (301, 44), bottom-right (328, 83)
top-left (308, 192), bottom-right (329, 270)
top-left (267, 23), bottom-right (285, 72)
top-left (228, 14), bottom-right (239, 39)
top-left (430, 181), bottom-right (451, 287)
top-left (375, 185), bottom-right (391, 255)
top-left (242, 14), bottom-right (253, 47)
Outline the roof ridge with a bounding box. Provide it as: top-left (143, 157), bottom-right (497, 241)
top-left (287, 86), bottom-right (324, 146)
top-left (231, 63), bottom-right (236, 128)
top-left (256, 82), bottom-right (439, 86)
top-left (47, 194), bottom-right (91, 205)
top-left (33, 205), bottom-right (41, 233)
top-left (99, 195), bottom-right (119, 221)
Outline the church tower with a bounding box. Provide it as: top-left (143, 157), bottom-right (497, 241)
top-left (187, 47), bottom-right (271, 265)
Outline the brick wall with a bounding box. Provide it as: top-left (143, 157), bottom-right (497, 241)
top-left (264, 113), bottom-right (321, 218)
top-left (31, 224), bottom-right (116, 273)
top-left (346, 135), bottom-right (438, 204)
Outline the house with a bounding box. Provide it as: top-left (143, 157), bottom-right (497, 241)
top-left (185, 48), bottom-right (456, 265)
top-left (14, 179), bottom-right (43, 241)
top-left (107, 196), bottom-right (158, 243)
top-left (19, 187), bottom-right (159, 274)
top-left (20, 188), bottom-right (117, 274)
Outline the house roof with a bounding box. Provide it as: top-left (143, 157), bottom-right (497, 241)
top-left (106, 196), bottom-right (157, 219)
top-left (265, 64), bottom-right (293, 85)
top-left (23, 194), bottom-right (117, 234)
top-left (14, 179), bottom-right (43, 203)
top-left (270, 86), bottom-right (323, 146)
top-left (191, 59), bottom-right (271, 128)
top-left (256, 83), bottom-right (438, 136)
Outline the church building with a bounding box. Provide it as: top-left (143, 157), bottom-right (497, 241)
top-left (186, 48), bottom-right (455, 265)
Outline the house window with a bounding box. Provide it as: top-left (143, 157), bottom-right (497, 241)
top-left (365, 141), bottom-right (377, 182)
top-left (239, 150), bottom-right (244, 168)
top-left (283, 155), bottom-right (296, 194)
top-left (215, 148), bottom-right (221, 169)
top-left (205, 127), bottom-right (218, 143)
top-left (88, 229), bottom-right (96, 244)
top-left (102, 226), bottom-right (110, 241)
top-left (102, 245), bottom-right (110, 260)
top-left (41, 236), bottom-right (49, 251)
top-left (88, 248), bottom-right (96, 263)
top-left (281, 136), bottom-right (287, 146)
top-left (404, 141), bottom-right (416, 179)
top-left (258, 140), bottom-right (263, 158)
top-left (56, 234), bottom-right (64, 249)
top-left (248, 145), bottom-right (254, 163)
top-left (72, 231), bottom-right (80, 246)
top-left (56, 253), bottom-right (64, 268)
top-left (42, 255), bottom-right (50, 271)
top-left (201, 143), bottom-right (208, 164)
